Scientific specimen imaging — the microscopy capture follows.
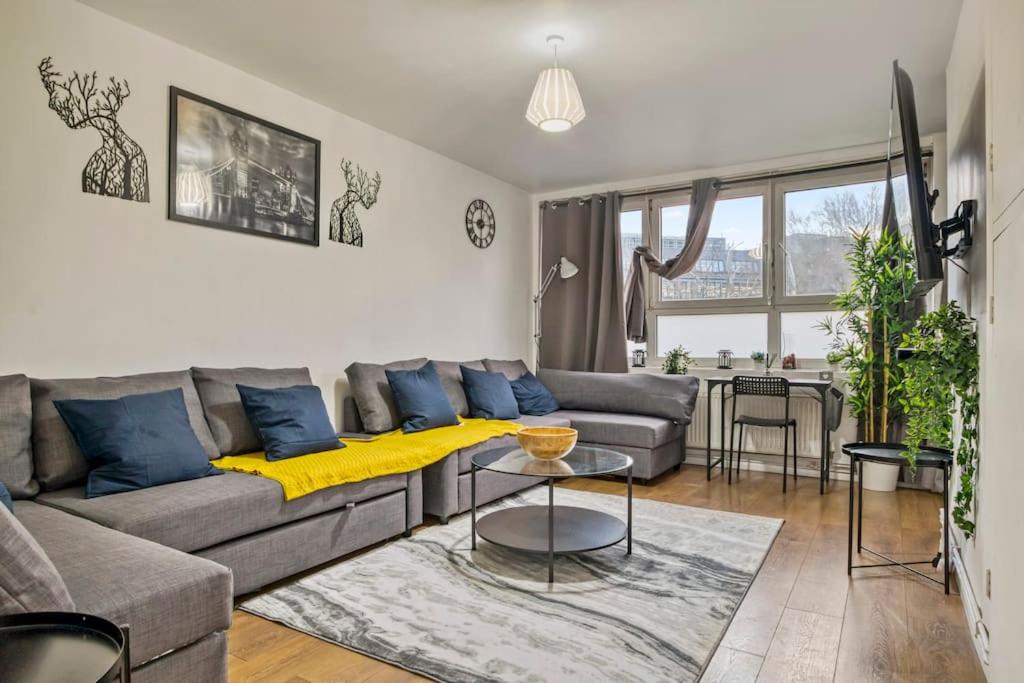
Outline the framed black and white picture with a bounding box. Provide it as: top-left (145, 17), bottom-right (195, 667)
top-left (168, 87), bottom-right (321, 246)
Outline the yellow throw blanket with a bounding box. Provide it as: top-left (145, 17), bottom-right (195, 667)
top-left (212, 418), bottom-right (521, 500)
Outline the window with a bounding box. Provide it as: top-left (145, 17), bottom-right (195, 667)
top-left (613, 157), bottom-right (927, 366)
top-left (779, 311), bottom-right (835, 359)
top-left (658, 195), bottom-right (764, 302)
top-left (656, 313), bottom-right (768, 357)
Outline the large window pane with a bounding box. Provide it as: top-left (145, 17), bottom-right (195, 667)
top-left (656, 313), bottom-right (767, 358)
top-left (780, 311), bottom-right (835, 360)
top-left (661, 196), bottom-right (763, 301)
top-left (620, 209), bottom-right (642, 282)
top-left (783, 180), bottom-right (886, 296)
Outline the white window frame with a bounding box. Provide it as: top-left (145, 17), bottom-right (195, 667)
top-left (627, 158), bottom-right (926, 369)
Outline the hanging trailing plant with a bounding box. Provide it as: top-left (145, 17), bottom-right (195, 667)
top-left (899, 302), bottom-right (979, 538)
top-left (818, 227), bottom-right (917, 443)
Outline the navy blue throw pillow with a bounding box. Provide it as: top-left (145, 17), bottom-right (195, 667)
top-left (237, 384), bottom-right (342, 461)
top-left (54, 388), bottom-right (222, 498)
top-left (509, 371), bottom-right (560, 416)
top-left (0, 482), bottom-right (12, 512)
top-left (385, 362), bottom-right (459, 433)
top-left (461, 365), bottom-right (520, 420)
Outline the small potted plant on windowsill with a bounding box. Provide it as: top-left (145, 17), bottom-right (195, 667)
top-left (662, 346), bottom-right (695, 375)
top-left (750, 351), bottom-right (766, 373)
top-left (826, 351), bottom-right (843, 375)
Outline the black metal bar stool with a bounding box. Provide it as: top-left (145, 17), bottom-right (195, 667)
top-left (729, 375), bottom-right (797, 492)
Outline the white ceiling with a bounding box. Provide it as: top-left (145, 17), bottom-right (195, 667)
top-left (83, 0), bottom-right (963, 192)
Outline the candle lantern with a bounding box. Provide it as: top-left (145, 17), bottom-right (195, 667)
top-left (632, 348), bottom-right (647, 368)
top-left (716, 349), bottom-right (734, 369)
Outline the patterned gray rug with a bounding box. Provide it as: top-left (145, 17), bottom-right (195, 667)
top-left (241, 487), bottom-right (782, 682)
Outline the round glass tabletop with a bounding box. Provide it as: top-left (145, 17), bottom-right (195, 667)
top-left (472, 445), bottom-right (632, 478)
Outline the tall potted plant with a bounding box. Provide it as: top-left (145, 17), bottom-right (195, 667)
top-left (818, 227), bottom-right (917, 491)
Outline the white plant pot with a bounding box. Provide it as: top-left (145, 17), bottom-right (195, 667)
top-left (861, 461), bottom-right (900, 492)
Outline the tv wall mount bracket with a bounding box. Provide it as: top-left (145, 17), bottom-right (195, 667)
top-left (928, 189), bottom-right (975, 259)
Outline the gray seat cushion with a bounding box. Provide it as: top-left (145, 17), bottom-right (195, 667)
top-left (430, 360), bottom-right (485, 416)
top-left (345, 358), bottom-right (428, 433)
top-left (550, 410), bottom-right (682, 450)
top-left (457, 414), bottom-right (572, 474)
top-left (13, 501), bottom-right (231, 668)
top-left (30, 371), bottom-right (219, 491)
top-left (191, 367), bottom-right (315, 456)
top-left (0, 374), bottom-right (37, 498)
top-left (483, 359), bottom-right (529, 381)
top-left (0, 503), bottom-right (75, 614)
top-left (36, 471), bottom-right (407, 553)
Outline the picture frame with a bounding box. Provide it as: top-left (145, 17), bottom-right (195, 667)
top-left (167, 87), bottom-right (321, 246)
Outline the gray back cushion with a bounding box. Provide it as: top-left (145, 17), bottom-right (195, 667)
top-left (345, 358), bottom-right (428, 433)
top-left (0, 375), bottom-right (37, 499)
top-left (537, 369), bottom-right (700, 424)
top-left (192, 367), bottom-right (314, 456)
top-left (431, 360), bottom-right (485, 416)
top-left (483, 359), bottom-right (530, 381)
top-left (30, 371), bottom-right (219, 491)
top-left (0, 504), bottom-right (75, 614)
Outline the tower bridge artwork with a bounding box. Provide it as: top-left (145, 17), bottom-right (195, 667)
top-left (169, 87), bottom-right (321, 246)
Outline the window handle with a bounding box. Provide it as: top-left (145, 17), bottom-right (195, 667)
top-left (777, 241), bottom-right (789, 258)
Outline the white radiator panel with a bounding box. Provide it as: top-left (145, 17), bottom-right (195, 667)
top-left (687, 390), bottom-right (856, 460)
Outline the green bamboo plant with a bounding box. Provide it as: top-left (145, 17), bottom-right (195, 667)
top-left (900, 303), bottom-right (979, 537)
top-left (818, 227), bottom-right (917, 443)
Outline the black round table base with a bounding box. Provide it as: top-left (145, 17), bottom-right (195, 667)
top-left (476, 505), bottom-right (626, 554)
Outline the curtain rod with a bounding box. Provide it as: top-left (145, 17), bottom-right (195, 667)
top-left (542, 150), bottom-right (932, 207)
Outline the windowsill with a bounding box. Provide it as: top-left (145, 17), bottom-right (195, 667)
top-left (629, 365), bottom-right (845, 380)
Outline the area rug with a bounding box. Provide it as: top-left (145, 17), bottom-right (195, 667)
top-left (241, 488), bottom-right (782, 682)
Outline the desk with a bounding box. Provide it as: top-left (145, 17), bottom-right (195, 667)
top-left (705, 376), bottom-right (833, 494)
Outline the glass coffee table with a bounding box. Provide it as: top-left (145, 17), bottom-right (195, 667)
top-left (471, 445), bottom-right (633, 583)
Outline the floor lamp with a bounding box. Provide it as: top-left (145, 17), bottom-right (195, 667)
top-left (534, 256), bottom-right (579, 370)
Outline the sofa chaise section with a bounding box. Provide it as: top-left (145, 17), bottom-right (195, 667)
top-left (538, 369), bottom-right (699, 481)
top-left (13, 500), bottom-right (232, 682)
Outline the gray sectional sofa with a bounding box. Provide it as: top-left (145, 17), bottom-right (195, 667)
top-left (1, 368), bottom-right (420, 682)
top-left (1, 360), bottom-right (698, 682)
top-left (343, 358), bottom-right (699, 523)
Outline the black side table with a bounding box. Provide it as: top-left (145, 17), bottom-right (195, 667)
top-left (842, 442), bottom-right (954, 594)
top-left (0, 612), bottom-right (130, 682)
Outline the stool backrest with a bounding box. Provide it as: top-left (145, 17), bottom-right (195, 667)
top-left (732, 375), bottom-right (789, 398)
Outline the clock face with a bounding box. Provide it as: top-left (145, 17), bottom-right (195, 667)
top-left (465, 199), bottom-right (496, 248)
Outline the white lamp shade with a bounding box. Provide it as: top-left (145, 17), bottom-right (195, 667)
top-left (559, 256), bottom-right (579, 279)
top-left (526, 67), bottom-right (586, 132)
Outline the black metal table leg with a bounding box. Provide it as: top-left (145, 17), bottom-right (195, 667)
top-left (943, 462), bottom-right (950, 594)
top-left (547, 477), bottom-right (555, 583)
top-left (720, 384), bottom-right (727, 476)
top-left (471, 463), bottom-right (477, 551)
top-left (819, 387), bottom-right (828, 495)
top-left (627, 466), bottom-right (633, 555)
top-left (706, 383), bottom-right (713, 480)
top-left (857, 459), bottom-right (864, 552)
top-left (847, 454), bottom-right (855, 576)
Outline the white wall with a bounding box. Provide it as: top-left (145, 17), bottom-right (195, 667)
top-left (0, 0), bottom-right (532, 422)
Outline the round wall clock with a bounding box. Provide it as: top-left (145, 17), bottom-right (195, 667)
top-left (465, 199), bottom-right (496, 248)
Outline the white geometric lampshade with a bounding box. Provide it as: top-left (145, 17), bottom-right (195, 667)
top-left (525, 66), bottom-right (586, 132)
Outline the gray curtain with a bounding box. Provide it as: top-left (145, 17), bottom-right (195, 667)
top-left (539, 192), bottom-right (628, 372)
top-left (624, 177), bottom-right (720, 341)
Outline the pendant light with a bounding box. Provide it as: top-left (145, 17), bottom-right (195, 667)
top-left (525, 35), bottom-right (586, 132)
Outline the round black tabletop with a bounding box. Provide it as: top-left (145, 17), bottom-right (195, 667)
top-left (841, 442), bottom-right (953, 467)
top-left (472, 445), bottom-right (633, 478)
top-left (0, 612), bottom-right (126, 683)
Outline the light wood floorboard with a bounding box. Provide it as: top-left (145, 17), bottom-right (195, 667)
top-left (228, 464), bottom-right (985, 682)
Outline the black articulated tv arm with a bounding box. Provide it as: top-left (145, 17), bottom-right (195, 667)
top-left (927, 186), bottom-right (975, 259)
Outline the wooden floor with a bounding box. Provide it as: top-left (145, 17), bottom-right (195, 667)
top-left (227, 465), bottom-right (985, 682)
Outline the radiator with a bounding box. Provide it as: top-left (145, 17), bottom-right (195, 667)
top-left (687, 389), bottom-right (856, 461)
